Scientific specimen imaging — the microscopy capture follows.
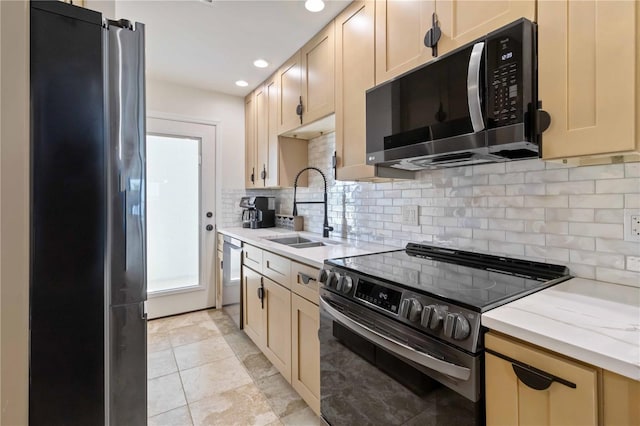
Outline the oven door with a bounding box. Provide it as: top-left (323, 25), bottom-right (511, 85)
top-left (319, 289), bottom-right (483, 426)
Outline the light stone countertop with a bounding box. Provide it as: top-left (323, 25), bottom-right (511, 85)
top-left (482, 277), bottom-right (640, 381)
top-left (216, 226), bottom-right (397, 269)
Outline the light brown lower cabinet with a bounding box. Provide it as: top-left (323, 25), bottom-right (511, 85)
top-left (485, 332), bottom-right (598, 426)
top-left (291, 293), bottom-right (320, 415)
top-left (602, 370), bottom-right (640, 425)
top-left (242, 267), bottom-right (264, 347)
top-left (263, 277), bottom-right (292, 383)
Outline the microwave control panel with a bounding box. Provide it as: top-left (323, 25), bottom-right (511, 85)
top-left (486, 21), bottom-right (532, 130)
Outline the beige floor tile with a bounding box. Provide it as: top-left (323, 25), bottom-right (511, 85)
top-left (148, 348), bottom-right (178, 380)
top-left (222, 331), bottom-right (261, 360)
top-left (266, 420), bottom-right (284, 426)
top-left (241, 352), bottom-right (279, 381)
top-left (180, 357), bottom-right (252, 404)
top-left (255, 373), bottom-right (307, 418)
top-left (148, 405), bottom-right (193, 426)
top-left (208, 311), bottom-right (239, 335)
top-left (280, 407), bottom-right (320, 426)
top-left (170, 321), bottom-right (221, 347)
top-left (189, 383), bottom-right (279, 426)
top-left (150, 310), bottom-right (216, 334)
top-left (173, 336), bottom-right (236, 371)
top-left (148, 373), bottom-right (187, 418)
top-left (148, 330), bottom-right (173, 354)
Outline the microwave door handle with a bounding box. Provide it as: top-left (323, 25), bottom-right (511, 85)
top-left (467, 42), bottom-right (485, 132)
top-left (319, 297), bottom-right (471, 381)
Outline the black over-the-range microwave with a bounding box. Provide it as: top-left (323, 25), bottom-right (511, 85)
top-left (366, 18), bottom-right (550, 171)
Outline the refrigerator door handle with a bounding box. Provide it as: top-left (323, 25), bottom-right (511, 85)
top-left (140, 301), bottom-right (147, 320)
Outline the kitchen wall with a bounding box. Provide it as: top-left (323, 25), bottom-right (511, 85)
top-left (222, 132), bottom-right (640, 288)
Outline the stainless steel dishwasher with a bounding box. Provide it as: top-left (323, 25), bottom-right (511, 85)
top-left (222, 235), bottom-right (243, 329)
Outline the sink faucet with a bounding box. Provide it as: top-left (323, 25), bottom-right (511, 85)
top-left (292, 167), bottom-right (333, 238)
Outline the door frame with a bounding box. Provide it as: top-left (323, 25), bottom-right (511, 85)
top-left (145, 115), bottom-right (218, 319)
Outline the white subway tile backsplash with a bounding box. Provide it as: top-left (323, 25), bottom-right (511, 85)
top-left (596, 268), bottom-right (640, 288)
top-left (568, 223), bottom-right (623, 239)
top-left (525, 169), bottom-right (568, 183)
top-left (546, 181), bottom-right (594, 195)
top-left (569, 164), bottom-right (625, 181)
top-left (595, 178), bottom-right (640, 194)
top-left (224, 133), bottom-right (640, 288)
top-left (569, 194), bottom-right (624, 208)
top-left (625, 163), bottom-right (640, 177)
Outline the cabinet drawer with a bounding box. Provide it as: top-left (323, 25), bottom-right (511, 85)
top-left (243, 243), bottom-right (263, 271)
top-left (291, 261), bottom-right (319, 305)
top-left (262, 251), bottom-right (291, 288)
top-left (485, 332), bottom-right (598, 426)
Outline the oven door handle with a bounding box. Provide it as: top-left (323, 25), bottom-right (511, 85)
top-left (320, 297), bottom-right (471, 381)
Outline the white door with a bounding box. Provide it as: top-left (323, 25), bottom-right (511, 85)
top-left (145, 117), bottom-right (216, 319)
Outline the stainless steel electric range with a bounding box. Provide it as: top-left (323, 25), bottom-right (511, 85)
top-left (318, 243), bottom-right (571, 426)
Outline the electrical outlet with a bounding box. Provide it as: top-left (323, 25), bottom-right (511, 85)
top-left (624, 210), bottom-right (640, 242)
top-left (402, 205), bottom-right (419, 226)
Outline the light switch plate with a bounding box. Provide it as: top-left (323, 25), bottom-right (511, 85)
top-left (402, 205), bottom-right (419, 226)
top-left (624, 209), bottom-right (640, 242)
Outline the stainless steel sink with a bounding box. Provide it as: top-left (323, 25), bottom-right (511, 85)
top-left (268, 236), bottom-right (314, 245)
top-left (266, 235), bottom-right (339, 249)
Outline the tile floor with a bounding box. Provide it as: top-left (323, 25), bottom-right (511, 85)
top-left (147, 309), bottom-right (320, 426)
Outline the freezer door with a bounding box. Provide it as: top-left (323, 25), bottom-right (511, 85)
top-left (106, 21), bottom-right (147, 306)
top-left (109, 303), bottom-right (147, 425)
top-left (30, 3), bottom-right (107, 425)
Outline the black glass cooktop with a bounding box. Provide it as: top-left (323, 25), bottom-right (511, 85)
top-left (326, 243), bottom-right (571, 312)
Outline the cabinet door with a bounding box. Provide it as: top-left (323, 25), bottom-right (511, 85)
top-left (242, 267), bottom-right (264, 348)
top-left (278, 51), bottom-right (302, 134)
top-left (291, 293), bottom-right (320, 415)
top-left (603, 370), bottom-right (640, 426)
top-left (539, 0), bottom-right (638, 159)
top-left (335, 0), bottom-right (376, 181)
top-left (255, 83), bottom-right (268, 188)
top-left (301, 21), bottom-right (335, 124)
top-left (265, 76), bottom-right (279, 188)
top-left (244, 92), bottom-right (256, 188)
top-left (485, 333), bottom-right (598, 426)
top-left (263, 278), bottom-right (292, 382)
top-left (375, 0), bottom-right (434, 85)
top-left (436, 0), bottom-right (534, 55)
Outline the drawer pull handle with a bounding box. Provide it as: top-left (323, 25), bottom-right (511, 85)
top-left (298, 272), bottom-right (316, 285)
top-left (486, 349), bottom-right (576, 390)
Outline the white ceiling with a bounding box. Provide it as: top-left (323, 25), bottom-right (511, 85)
top-left (116, 0), bottom-right (351, 97)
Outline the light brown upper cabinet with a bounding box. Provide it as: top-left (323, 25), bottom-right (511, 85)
top-left (375, 0), bottom-right (434, 85)
top-left (245, 74), bottom-right (308, 189)
top-left (255, 83), bottom-right (269, 188)
top-left (539, 0), bottom-right (639, 161)
top-left (301, 21), bottom-right (335, 125)
top-left (278, 52), bottom-right (303, 135)
top-left (244, 92), bottom-right (256, 188)
top-left (375, 0), bottom-right (535, 86)
top-left (335, 1), bottom-right (377, 181)
top-left (278, 23), bottom-right (335, 135)
top-left (436, 0), bottom-right (534, 54)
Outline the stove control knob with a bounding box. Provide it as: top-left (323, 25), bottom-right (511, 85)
top-left (327, 272), bottom-right (341, 289)
top-left (443, 313), bottom-right (471, 340)
top-left (422, 305), bottom-right (446, 330)
top-left (339, 275), bottom-right (353, 294)
top-left (399, 298), bottom-right (423, 322)
top-left (317, 269), bottom-right (330, 284)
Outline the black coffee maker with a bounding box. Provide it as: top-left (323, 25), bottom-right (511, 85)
top-left (240, 196), bottom-right (275, 229)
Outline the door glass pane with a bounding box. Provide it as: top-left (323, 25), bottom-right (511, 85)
top-left (146, 134), bottom-right (200, 293)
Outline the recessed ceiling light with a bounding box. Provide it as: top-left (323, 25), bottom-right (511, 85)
top-left (305, 0), bottom-right (325, 12)
top-left (235, 80), bottom-right (249, 87)
top-left (253, 59), bottom-right (269, 68)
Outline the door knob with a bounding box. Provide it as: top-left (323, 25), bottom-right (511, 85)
top-left (206, 212), bottom-right (213, 218)
top-left (206, 225), bottom-right (213, 231)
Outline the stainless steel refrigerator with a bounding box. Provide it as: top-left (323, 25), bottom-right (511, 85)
top-left (30, 1), bottom-right (147, 424)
